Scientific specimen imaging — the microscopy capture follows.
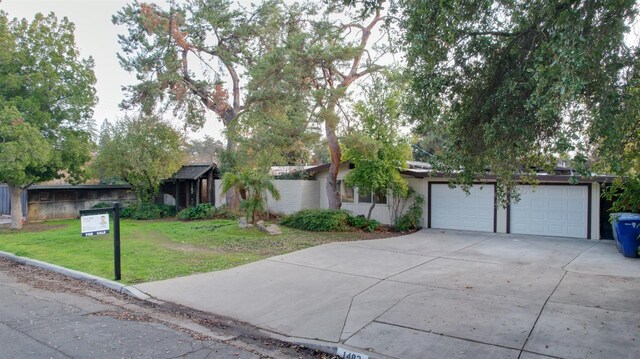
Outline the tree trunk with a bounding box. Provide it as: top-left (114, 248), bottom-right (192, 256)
top-left (9, 185), bottom-right (23, 230)
top-left (251, 208), bottom-right (256, 224)
top-left (324, 103), bottom-right (342, 210)
top-left (367, 202), bottom-right (376, 220)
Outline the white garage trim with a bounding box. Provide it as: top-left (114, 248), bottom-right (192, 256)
top-left (428, 183), bottom-right (496, 232)
top-left (508, 184), bottom-right (591, 239)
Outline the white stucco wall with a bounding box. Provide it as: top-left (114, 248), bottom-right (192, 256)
top-left (214, 179), bottom-right (320, 215)
top-left (407, 177), bottom-right (428, 227)
top-left (266, 180), bottom-right (320, 215)
top-left (314, 164), bottom-right (423, 225)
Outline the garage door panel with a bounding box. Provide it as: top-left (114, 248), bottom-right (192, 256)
top-left (431, 184), bottom-right (495, 232)
top-left (548, 199), bottom-right (564, 209)
top-left (547, 211), bottom-right (564, 222)
top-left (547, 187), bottom-right (563, 195)
top-left (530, 199), bottom-right (545, 209)
top-left (548, 224), bottom-right (564, 233)
top-left (510, 185), bottom-right (588, 238)
top-left (567, 212), bottom-right (582, 221)
top-left (567, 202), bottom-right (583, 211)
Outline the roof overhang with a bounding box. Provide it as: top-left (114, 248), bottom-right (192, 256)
top-left (29, 184), bottom-right (132, 190)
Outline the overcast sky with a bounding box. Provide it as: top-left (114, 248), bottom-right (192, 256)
top-left (0, 0), bottom-right (224, 141)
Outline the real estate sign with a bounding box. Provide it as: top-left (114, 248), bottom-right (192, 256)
top-left (81, 214), bottom-right (110, 237)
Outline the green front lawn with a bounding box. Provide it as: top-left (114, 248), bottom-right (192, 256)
top-left (0, 219), bottom-right (391, 284)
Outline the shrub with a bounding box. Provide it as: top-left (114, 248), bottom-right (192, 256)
top-left (120, 203), bottom-right (176, 220)
top-left (120, 206), bottom-right (134, 218)
top-left (177, 204), bottom-right (239, 221)
top-left (347, 215), bottom-right (380, 232)
top-left (177, 203), bottom-right (215, 220)
top-left (281, 209), bottom-right (352, 231)
top-left (395, 194), bottom-right (424, 231)
top-left (211, 206), bottom-right (239, 220)
top-left (281, 210), bottom-right (381, 232)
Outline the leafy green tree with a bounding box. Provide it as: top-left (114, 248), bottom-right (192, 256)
top-left (248, 1), bottom-right (396, 209)
top-left (595, 52), bottom-right (640, 212)
top-left (221, 3), bottom-right (326, 172)
top-left (93, 116), bottom-right (185, 203)
top-left (343, 73), bottom-right (411, 219)
top-left (113, 0), bottom-right (285, 149)
top-left (403, 0), bottom-right (637, 203)
top-left (411, 133), bottom-right (444, 163)
top-left (230, 90), bottom-right (320, 170)
top-left (0, 12), bottom-right (97, 229)
top-left (94, 120), bottom-right (125, 185)
top-left (220, 169), bottom-right (280, 224)
top-left (186, 135), bottom-right (224, 165)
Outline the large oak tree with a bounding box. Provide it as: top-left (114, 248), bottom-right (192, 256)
top-left (403, 0), bottom-right (638, 203)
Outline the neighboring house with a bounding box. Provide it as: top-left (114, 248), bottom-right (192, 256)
top-left (217, 161), bottom-right (615, 240)
top-left (269, 166), bottom-right (315, 177)
top-left (160, 163), bottom-right (219, 212)
top-left (27, 183), bottom-right (136, 221)
top-left (12, 163), bottom-right (218, 221)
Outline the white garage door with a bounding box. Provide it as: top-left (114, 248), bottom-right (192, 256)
top-left (510, 185), bottom-right (588, 238)
top-left (430, 184), bottom-right (495, 232)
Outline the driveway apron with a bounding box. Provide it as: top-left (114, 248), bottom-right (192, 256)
top-left (134, 229), bottom-right (640, 359)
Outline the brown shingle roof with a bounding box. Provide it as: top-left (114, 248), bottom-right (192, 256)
top-left (168, 164), bottom-right (217, 180)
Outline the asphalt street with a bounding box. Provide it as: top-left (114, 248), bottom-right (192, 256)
top-left (0, 258), bottom-right (330, 359)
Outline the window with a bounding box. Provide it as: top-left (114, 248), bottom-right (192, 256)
top-left (339, 180), bottom-right (354, 203)
top-left (374, 190), bottom-right (387, 204)
top-left (358, 189), bottom-right (372, 203)
top-left (357, 189), bottom-right (387, 204)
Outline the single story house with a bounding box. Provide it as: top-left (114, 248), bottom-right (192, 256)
top-left (19, 163), bottom-right (219, 221)
top-left (216, 161), bottom-right (615, 240)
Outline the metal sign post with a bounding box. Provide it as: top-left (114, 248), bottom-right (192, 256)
top-left (79, 202), bottom-right (122, 280)
top-left (113, 203), bottom-right (121, 280)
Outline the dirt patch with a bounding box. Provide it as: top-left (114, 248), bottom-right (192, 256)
top-left (91, 310), bottom-right (154, 322)
top-left (0, 257), bottom-right (114, 296)
top-left (169, 242), bottom-right (223, 253)
top-left (355, 227), bottom-right (419, 240)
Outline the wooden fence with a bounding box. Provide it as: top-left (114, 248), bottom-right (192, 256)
top-left (0, 184), bottom-right (27, 216)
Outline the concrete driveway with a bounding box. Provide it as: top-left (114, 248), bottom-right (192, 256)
top-left (134, 229), bottom-right (640, 359)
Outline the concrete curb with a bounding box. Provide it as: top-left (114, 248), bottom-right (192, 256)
top-left (0, 250), bottom-right (391, 358)
top-left (0, 250), bottom-right (150, 300)
top-left (259, 330), bottom-right (393, 359)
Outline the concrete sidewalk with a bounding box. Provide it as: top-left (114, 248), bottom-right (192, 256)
top-left (134, 229), bottom-right (640, 359)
